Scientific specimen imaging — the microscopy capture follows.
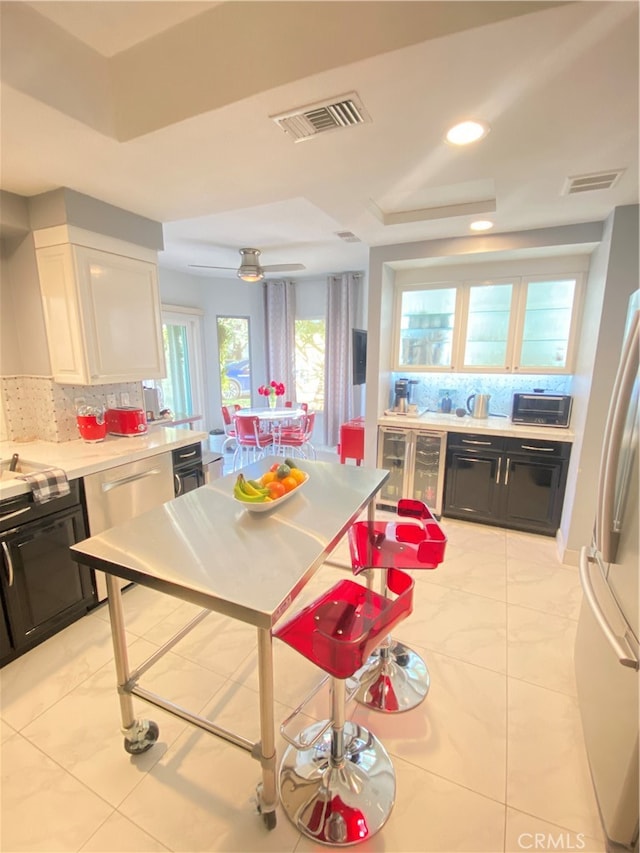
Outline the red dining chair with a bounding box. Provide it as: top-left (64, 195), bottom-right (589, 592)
top-left (347, 499), bottom-right (447, 713)
top-left (274, 566), bottom-right (414, 844)
top-left (231, 414), bottom-right (274, 470)
top-left (274, 411), bottom-right (316, 459)
top-left (221, 405), bottom-right (237, 453)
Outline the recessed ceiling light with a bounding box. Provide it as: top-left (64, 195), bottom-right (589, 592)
top-left (446, 120), bottom-right (490, 146)
top-left (470, 220), bottom-right (494, 231)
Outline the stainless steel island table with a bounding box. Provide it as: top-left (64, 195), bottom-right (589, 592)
top-left (71, 458), bottom-right (389, 829)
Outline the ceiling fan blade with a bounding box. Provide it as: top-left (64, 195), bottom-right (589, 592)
top-left (188, 264), bottom-right (236, 271)
top-left (262, 263), bottom-right (306, 272)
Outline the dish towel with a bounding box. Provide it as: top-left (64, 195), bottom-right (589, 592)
top-left (18, 468), bottom-right (70, 503)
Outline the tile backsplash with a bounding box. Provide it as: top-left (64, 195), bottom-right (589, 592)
top-left (390, 372), bottom-right (573, 416)
top-left (0, 376), bottom-right (144, 442)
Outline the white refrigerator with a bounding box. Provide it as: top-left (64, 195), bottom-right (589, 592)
top-left (575, 290), bottom-right (639, 850)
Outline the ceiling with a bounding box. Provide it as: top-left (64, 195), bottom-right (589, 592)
top-left (0, 1), bottom-right (638, 281)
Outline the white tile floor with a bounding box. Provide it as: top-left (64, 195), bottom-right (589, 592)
top-left (0, 464), bottom-right (605, 853)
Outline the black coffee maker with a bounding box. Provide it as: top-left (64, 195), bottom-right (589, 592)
top-left (394, 378), bottom-right (409, 412)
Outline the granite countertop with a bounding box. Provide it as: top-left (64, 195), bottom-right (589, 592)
top-left (0, 428), bottom-right (209, 500)
top-left (377, 411), bottom-right (575, 442)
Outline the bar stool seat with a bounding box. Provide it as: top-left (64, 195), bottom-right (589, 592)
top-left (274, 569), bottom-right (414, 845)
top-left (348, 499), bottom-right (447, 714)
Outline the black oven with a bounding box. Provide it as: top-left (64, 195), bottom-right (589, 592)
top-left (511, 393), bottom-right (573, 428)
top-left (172, 443), bottom-right (205, 496)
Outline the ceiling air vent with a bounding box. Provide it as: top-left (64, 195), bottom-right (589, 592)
top-left (335, 231), bottom-right (361, 243)
top-left (271, 92), bottom-right (371, 143)
top-left (563, 169), bottom-right (625, 195)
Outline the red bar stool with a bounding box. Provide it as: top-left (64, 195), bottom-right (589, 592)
top-left (347, 499), bottom-right (447, 713)
top-left (274, 567), bottom-right (414, 845)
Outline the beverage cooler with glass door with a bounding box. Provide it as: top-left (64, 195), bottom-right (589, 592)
top-left (377, 426), bottom-right (447, 516)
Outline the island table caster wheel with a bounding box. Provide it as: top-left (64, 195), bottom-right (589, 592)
top-left (123, 719), bottom-right (159, 754)
top-left (255, 782), bottom-right (277, 830)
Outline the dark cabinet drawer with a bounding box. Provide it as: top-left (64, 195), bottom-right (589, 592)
top-left (447, 432), bottom-right (506, 452)
top-left (505, 437), bottom-right (571, 458)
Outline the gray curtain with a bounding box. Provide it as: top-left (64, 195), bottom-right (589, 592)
top-left (324, 272), bottom-right (362, 446)
top-left (263, 279), bottom-right (296, 399)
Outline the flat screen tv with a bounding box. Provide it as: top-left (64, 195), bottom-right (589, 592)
top-left (352, 328), bottom-right (367, 385)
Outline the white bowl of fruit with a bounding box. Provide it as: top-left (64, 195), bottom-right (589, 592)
top-left (233, 459), bottom-right (309, 511)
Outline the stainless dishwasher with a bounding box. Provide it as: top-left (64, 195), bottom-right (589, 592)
top-left (84, 453), bottom-right (174, 601)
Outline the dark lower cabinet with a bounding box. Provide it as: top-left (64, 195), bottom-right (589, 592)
top-left (0, 482), bottom-right (96, 667)
top-left (444, 433), bottom-right (571, 535)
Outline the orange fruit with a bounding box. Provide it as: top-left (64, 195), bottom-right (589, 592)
top-left (280, 476), bottom-right (298, 493)
top-left (261, 471), bottom-right (277, 485)
top-left (290, 468), bottom-right (306, 485)
top-left (267, 480), bottom-right (286, 499)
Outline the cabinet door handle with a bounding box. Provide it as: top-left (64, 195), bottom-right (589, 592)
top-left (504, 457), bottom-right (511, 486)
top-left (462, 439), bottom-right (492, 446)
top-left (495, 456), bottom-right (502, 485)
top-left (1, 541), bottom-right (15, 587)
top-left (520, 444), bottom-right (555, 452)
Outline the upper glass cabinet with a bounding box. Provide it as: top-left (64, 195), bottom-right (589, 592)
top-left (462, 282), bottom-right (515, 370)
top-left (393, 275), bottom-right (581, 374)
top-left (517, 278), bottom-right (577, 370)
top-left (398, 287), bottom-right (457, 368)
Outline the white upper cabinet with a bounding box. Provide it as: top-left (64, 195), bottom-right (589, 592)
top-left (34, 227), bottom-right (166, 385)
top-left (394, 274), bottom-right (582, 374)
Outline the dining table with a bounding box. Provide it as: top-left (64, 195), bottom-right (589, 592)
top-left (235, 405), bottom-right (305, 427)
top-left (70, 457), bottom-right (390, 830)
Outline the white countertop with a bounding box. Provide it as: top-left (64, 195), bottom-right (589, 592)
top-left (0, 428), bottom-right (209, 500)
top-left (378, 411), bottom-right (575, 442)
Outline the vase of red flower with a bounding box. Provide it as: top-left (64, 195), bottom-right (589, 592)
top-left (258, 381), bottom-right (285, 408)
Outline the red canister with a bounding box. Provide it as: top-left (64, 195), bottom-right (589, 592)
top-left (76, 406), bottom-right (107, 442)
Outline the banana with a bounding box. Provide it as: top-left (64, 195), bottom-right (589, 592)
top-left (234, 482), bottom-right (269, 503)
top-left (247, 478), bottom-right (270, 494)
top-left (237, 474), bottom-right (269, 497)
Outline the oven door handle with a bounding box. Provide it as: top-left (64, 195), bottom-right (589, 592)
top-left (1, 541), bottom-right (15, 586)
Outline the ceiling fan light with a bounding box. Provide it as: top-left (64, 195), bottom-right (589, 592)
top-left (238, 248), bottom-right (264, 282)
top-left (238, 268), bottom-right (264, 282)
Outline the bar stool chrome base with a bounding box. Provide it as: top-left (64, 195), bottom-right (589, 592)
top-left (279, 720), bottom-right (396, 846)
top-left (354, 640), bottom-right (430, 713)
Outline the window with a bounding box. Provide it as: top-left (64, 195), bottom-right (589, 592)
top-left (147, 305), bottom-right (205, 419)
top-left (218, 316), bottom-right (252, 408)
top-left (294, 318), bottom-right (325, 408)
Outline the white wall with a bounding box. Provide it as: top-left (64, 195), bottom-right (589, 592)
top-left (560, 204), bottom-right (639, 561)
top-left (158, 267), bottom-right (267, 432)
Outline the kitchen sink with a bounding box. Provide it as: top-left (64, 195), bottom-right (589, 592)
top-left (0, 458), bottom-right (52, 480)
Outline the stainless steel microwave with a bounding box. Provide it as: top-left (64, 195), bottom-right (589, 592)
top-left (511, 393), bottom-right (573, 428)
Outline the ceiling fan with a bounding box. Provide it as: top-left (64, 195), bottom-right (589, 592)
top-left (189, 248), bottom-right (305, 282)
